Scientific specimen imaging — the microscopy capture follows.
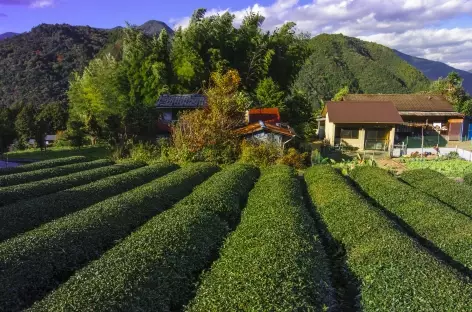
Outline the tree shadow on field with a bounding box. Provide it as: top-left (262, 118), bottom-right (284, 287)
top-left (346, 176), bottom-right (472, 280)
top-left (299, 177), bottom-right (362, 312)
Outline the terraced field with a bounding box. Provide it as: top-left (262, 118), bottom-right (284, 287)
top-left (0, 157), bottom-right (471, 311)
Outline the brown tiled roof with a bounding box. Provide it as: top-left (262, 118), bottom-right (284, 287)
top-left (234, 122), bottom-right (295, 137)
top-left (343, 94), bottom-right (455, 112)
top-left (156, 94), bottom-right (206, 108)
top-left (324, 101), bottom-right (403, 124)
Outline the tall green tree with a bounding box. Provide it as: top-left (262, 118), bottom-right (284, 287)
top-left (255, 78), bottom-right (285, 109)
top-left (430, 72), bottom-right (471, 114)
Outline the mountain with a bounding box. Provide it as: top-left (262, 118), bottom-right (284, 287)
top-left (395, 50), bottom-right (472, 95)
top-left (138, 20), bottom-right (173, 37)
top-left (0, 20), bottom-right (172, 109)
top-left (0, 32), bottom-right (18, 41)
top-left (293, 34), bottom-right (430, 108)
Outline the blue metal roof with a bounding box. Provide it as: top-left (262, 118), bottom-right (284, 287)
top-left (156, 94), bottom-right (206, 108)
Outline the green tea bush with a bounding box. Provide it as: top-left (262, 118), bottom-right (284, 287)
top-left (0, 163), bottom-right (218, 312)
top-left (0, 156), bottom-right (87, 176)
top-left (0, 163), bottom-right (178, 242)
top-left (0, 161), bottom-right (142, 206)
top-left (187, 165), bottom-right (334, 311)
top-left (30, 164), bottom-right (259, 312)
top-left (351, 166), bottom-right (472, 271)
top-left (306, 166), bottom-right (472, 311)
top-left (402, 169), bottom-right (472, 217)
top-left (464, 173), bottom-right (472, 186)
top-left (0, 159), bottom-right (112, 187)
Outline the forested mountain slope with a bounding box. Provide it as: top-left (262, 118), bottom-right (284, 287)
top-left (394, 50), bottom-right (472, 95)
top-left (0, 24), bottom-right (110, 108)
top-left (293, 34), bottom-right (431, 108)
top-left (0, 32), bottom-right (18, 41)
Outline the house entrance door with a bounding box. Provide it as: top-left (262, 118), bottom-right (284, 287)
top-left (365, 129), bottom-right (390, 150)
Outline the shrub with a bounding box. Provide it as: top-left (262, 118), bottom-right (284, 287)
top-left (129, 140), bottom-right (169, 163)
top-left (351, 166), bottom-right (472, 270)
top-left (0, 163), bottom-right (218, 311)
top-left (464, 173), bottom-right (472, 186)
top-left (305, 166), bottom-right (472, 310)
top-left (0, 163), bottom-right (178, 242)
top-left (30, 164), bottom-right (259, 311)
top-left (187, 165), bottom-right (334, 311)
top-left (401, 169), bottom-right (472, 218)
top-left (277, 147), bottom-right (309, 169)
top-left (239, 140), bottom-right (281, 167)
top-left (0, 161), bottom-right (142, 206)
top-left (0, 156), bottom-right (87, 176)
top-left (0, 159), bottom-right (112, 187)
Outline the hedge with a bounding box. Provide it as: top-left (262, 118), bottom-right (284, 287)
top-left (0, 159), bottom-right (113, 187)
top-left (0, 156), bottom-right (87, 176)
top-left (402, 169), bottom-right (472, 218)
top-left (0, 161), bottom-right (144, 206)
top-left (187, 165), bottom-right (335, 311)
top-left (30, 163), bottom-right (259, 312)
top-left (0, 163), bottom-right (178, 242)
top-left (305, 166), bottom-right (472, 311)
top-left (351, 167), bottom-right (472, 271)
top-left (0, 163), bottom-right (218, 312)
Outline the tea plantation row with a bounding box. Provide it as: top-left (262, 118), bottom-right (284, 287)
top-left (0, 157), bottom-right (470, 311)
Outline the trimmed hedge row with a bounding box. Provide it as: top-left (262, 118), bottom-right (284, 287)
top-left (30, 163), bottom-right (259, 312)
top-left (463, 172), bottom-right (472, 186)
top-left (0, 162), bottom-right (218, 312)
top-left (0, 162), bottom-right (143, 206)
top-left (0, 159), bottom-right (113, 187)
top-left (0, 156), bottom-right (87, 176)
top-left (402, 169), bottom-right (472, 218)
top-left (351, 167), bottom-right (472, 271)
top-left (0, 163), bottom-right (178, 242)
top-left (305, 166), bottom-right (472, 311)
top-left (187, 165), bottom-right (335, 311)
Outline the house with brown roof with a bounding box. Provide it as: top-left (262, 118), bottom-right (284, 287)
top-left (320, 101), bottom-right (403, 151)
top-left (343, 94), bottom-right (464, 143)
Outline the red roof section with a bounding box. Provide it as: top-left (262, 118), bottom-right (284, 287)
top-left (234, 122), bottom-right (295, 137)
top-left (247, 108), bottom-right (281, 124)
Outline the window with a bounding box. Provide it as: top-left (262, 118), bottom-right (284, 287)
top-left (340, 128), bottom-right (359, 139)
top-left (162, 111), bottom-right (173, 122)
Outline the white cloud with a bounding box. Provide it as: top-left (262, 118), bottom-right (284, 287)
top-left (170, 0), bottom-right (472, 70)
top-left (30, 0), bottom-right (53, 8)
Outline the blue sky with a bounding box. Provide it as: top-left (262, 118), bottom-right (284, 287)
top-left (0, 0), bottom-right (471, 70)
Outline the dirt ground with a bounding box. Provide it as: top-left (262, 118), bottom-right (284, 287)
top-left (376, 158), bottom-right (407, 175)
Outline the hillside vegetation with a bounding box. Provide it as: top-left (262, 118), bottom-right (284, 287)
top-left (293, 34), bottom-right (431, 107)
top-left (0, 24), bottom-right (110, 108)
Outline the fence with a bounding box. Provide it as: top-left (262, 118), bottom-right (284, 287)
top-left (392, 147), bottom-right (472, 162)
